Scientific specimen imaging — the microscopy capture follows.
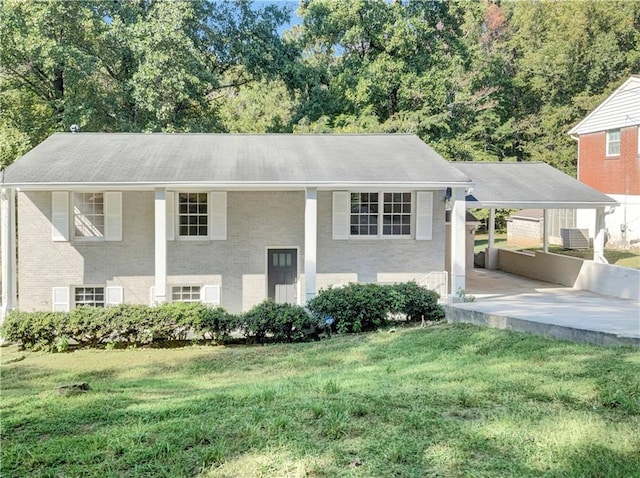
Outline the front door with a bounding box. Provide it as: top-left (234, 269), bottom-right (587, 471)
top-left (268, 249), bottom-right (297, 304)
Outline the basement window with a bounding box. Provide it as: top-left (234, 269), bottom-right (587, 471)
top-left (172, 285), bottom-right (201, 303)
top-left (74, 287), bottom-right (105, 308)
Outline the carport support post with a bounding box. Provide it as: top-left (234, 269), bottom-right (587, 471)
top-left (304, 188), bottom-right (317, 303)
top-left (450, 187), bottom-right (466, 302)
top-left (1, 187), bottom-right (17, 325)
top-left (485, 208), bottom-right (498, 270)
top-left (543, 209), bottom-right (549, 253)
top-left (154, 188), bottom-right (167, 304)
top-left (594, 207), bottom-right (607, 263)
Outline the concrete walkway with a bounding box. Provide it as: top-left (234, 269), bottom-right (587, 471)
top-left (446, 269), bottom-right (640, 347)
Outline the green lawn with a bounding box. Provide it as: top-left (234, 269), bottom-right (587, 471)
top-left (2, 325), bottom-right (639, 477)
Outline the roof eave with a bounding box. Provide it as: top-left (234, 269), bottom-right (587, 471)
top-left (8, 180), bottom-right (474, 191)
top-left (465, 200), bottom-right (619, 209)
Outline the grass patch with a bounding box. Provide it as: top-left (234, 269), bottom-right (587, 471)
top-left (2, 325), bottom-right (639, 477)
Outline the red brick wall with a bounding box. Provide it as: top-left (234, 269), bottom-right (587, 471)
top-left (578, 126), bottom-right (640, 195)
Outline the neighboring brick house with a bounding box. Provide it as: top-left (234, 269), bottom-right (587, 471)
top-left (569, 75), bottom-right (640, 249)
top-left (0, 133), bottom-right (473, 314)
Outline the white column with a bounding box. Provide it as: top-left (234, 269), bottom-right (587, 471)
top-left (488, 208), bottom-right (495, 248)
top-left (543, 209), bottom-right (549, 253)
top-left (594, 207), bottom-right (607, 263)
top-left (154, 188), bottom-right (167, 303)
top-left (450, 187), bottom-right (466, 302)
top-left (304, 188), bottom-right (317, 303)
top-left (1, 188), bottom-right (17, 323)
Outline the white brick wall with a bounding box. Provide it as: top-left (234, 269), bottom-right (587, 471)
top-left (18, 190), bottom-right (447, 313)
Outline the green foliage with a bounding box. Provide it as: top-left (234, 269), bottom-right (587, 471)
top-left (240, 299), bottom-right (314, 343)
top-left (308, 283), bottom-right (404, 334)
top-left (1, 303), bottom-right (233, 350)
top-left (2, 0), bottom-right (639, 174)
top-left (1, 311), bottom-right (66, 351)
top-left (390, 282), bottom-right (445, 322)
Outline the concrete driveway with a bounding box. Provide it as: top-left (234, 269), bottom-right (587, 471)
top-left (446, 269), bottom-right (640, 347)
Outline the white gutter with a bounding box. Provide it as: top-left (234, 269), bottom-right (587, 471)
top-left (7, 180), bottom-right (475, 192)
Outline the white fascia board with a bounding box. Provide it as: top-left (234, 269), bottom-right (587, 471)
top-left (465, 200), bottom-right (619, 209)
top-left (12, 180), bottom-right (474, 191)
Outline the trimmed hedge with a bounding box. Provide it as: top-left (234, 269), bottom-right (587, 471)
top-left (306, 281), bottom-right (443, 333)
top-left (2, 303), bottom-right (233, 351)
top-left (241, 300), bottom-right (315, 343)
top-left (2, 282), bottom-right (444, 351)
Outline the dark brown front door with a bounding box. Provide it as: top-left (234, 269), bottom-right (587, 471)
top-left (267, 249), bottom-right (297, 304)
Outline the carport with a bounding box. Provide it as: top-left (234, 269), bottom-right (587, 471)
top-left (453, 162), bottom-right (618, 268)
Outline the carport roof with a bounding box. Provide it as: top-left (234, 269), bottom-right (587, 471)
top-left (453, 162), bottom-right (618, 209)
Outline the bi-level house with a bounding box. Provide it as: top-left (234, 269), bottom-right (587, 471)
top-left (569, 75), bottom-right (640, 249)
top-left (0, 133), bottom-right (473, 315)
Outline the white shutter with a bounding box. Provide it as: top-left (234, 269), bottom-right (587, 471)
top-left (332, 191), bottom-right (349, 240)
top-left (202, 285), bottom-right (221, 305)
top-left (51, 192), bottom-right (69, 242)
top-left (52, 287), bottom-right (70, 312)
top-left (105, 286), bottom-right (124, 306)
top-left (104, 192), bottom-right (122, 241)
top-left (416, 191), bottom-right (433, 241)
top-left (209, 192), bottom-right (227, 240)
top-left (166, 191), bottom-right (175, 240)
top-left (149, 286), bottom-right (156, 306)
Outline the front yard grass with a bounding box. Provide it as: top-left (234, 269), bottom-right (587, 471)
top-left (2, 324), bottom-right (639, 477)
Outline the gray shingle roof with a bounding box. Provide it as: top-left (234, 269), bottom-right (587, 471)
top-left (2, 133), bottom-right (472, 188)
top-left (454, 162), bottom-right (617, 208)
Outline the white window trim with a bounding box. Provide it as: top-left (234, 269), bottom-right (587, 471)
top-left (173, 191), bottom-right (227, 241)
top-left (348, 191), bottom-right (414, 239)
top-left (168, 284), bottom-right (221, 305)
top-left (176, 192), bottom-right (210, 240)
top-left (70, 191), bottom-right (122, 242)
top-left (72, 192), bottom-right (106, 241)
top-left (170, 284), bottom-right (202, 303)
top-left (72, 285), bottom-right (106, 308)
top-left (606, 129), bottom-right (620, 157)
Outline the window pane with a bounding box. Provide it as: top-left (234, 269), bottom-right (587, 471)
top-left (178, 192), bottom-right (208, 236)
top-left (350, 192), bottom-right (379, 236)
top-left (382, 191), bottom-right (411, 236)
top-left (74, 192), bottom-right (105, 238)
top-left (75, 287), bottom-right (105, 308)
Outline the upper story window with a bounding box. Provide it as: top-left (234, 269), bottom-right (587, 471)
top-left (350, 192), bottom-right (411, 237)
top-left (73, 192), bottom-right (104, 239)
top-left (606, 129), bottom-right (620, 157)
top-left (178, 193), bottom-right (208, 237)
top-left (383, 192), bottom-right (411, 236)
top-left (350, 192), bottom-right (379, 236)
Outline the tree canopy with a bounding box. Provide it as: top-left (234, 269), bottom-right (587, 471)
top-left (2, 0), bottom-right (639, 173)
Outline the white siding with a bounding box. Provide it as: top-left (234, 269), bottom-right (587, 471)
top-left (570, 77), bottom-right (640, 135)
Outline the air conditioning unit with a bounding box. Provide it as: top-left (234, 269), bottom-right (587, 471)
top-left (560, 228), bottom-right (589, 249)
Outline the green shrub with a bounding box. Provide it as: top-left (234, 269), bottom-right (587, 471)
top-left (307, 283), bottom-right (403, 334)
top-left (240, 300), bottom-right (314, 343)
top-left (1, 311), bottom-right (66, 351)
top-left (390, 282), bottom-right (444, 322)
top-left (113, 304), bottom-right (155, 344)
top-left (67, 306), bottom-right (119, 347)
